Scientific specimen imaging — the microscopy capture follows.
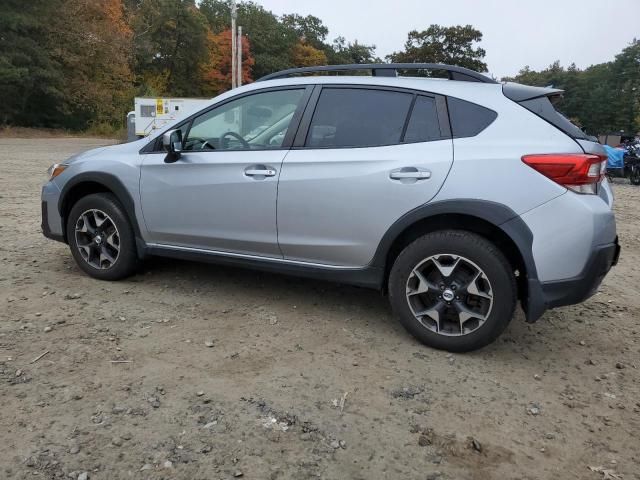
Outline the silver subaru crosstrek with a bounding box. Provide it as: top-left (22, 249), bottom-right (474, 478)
top-left (41, 63), bottom-right (620, 352)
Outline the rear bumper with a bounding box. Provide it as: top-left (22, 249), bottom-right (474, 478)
top-left (538, 237), bottom-right (620, 310)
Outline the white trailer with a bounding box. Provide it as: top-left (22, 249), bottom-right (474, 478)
top-left (132, 97), bottom-right (209, 138)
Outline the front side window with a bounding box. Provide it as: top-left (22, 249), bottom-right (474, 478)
top-left (183, 89), bottom-right (305, 151)
top-left (306, 88), bottom-right (413, 148)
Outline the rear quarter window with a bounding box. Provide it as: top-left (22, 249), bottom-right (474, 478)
top-left (519, 96), bottom-right (590, 141)
top-left (447, 97), bottom-right (497, 138)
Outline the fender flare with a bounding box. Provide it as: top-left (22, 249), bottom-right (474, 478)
top-left (58, 172), bottom-right (146, 257)
top-left (370, 199), bottom-right (546, 322)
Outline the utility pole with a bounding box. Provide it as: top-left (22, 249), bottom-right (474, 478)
top-left (237, 26), bottom-right (243, 87)
top-left (231, 0), bottom-right (237, 89)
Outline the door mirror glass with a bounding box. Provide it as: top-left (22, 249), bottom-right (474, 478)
top-left (162, 129), bottom-right (183, 163)
top-left (163, 129), bottom-right (183, 153)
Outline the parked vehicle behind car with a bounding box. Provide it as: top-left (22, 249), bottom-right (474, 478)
top-left (41, 63), bottom-right (620, 352)
top-left (605, 141), bottom-right (640, 185)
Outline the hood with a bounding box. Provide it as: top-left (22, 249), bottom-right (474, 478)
top-left (65, 137), bottom-right (148, 165)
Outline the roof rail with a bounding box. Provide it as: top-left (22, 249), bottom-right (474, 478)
top-left (257, 63), bottom-right (497, 84)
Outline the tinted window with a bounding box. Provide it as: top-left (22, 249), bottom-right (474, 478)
top-left (447, 97), bottom-right (497, 138)
top-left (306, 88), bottom-right (413, 148)
top-left (404, 96), bottom-right (441, 143)
top-left (184, 89), bottom-right (305, 151)
top-left (520, 97), bottom-right (591, 141)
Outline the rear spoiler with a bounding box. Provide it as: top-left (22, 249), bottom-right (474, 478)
top-left (502, 82), bottom-right (564, 102)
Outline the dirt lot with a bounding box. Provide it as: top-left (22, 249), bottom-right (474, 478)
top-left (1, 137), bottom-right (639, 480)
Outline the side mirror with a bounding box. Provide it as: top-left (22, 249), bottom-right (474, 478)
top-left (162, 129), bottom-right (182, 163)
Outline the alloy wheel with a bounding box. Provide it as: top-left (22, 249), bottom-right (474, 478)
top-left (405, 254), bottom-right (493, 336)
top-left (74, 209), bottom-right (120, 269)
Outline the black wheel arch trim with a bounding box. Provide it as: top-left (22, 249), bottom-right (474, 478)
top-left (369, 199), bottom-right (546, 322)
top-left (57, 172), bottom-right (146, 258)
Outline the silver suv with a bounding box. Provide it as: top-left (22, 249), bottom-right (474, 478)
top-left (41, 63), bottom-right (620, 352)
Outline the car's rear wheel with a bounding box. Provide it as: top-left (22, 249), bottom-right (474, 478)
top-left (66, 193), bottom-right (138, 280)
top-left (389, 230), bottom-right (517, 352)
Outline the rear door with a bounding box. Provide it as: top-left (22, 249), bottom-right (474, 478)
top-left (277, 86), bottom-right (454, 267)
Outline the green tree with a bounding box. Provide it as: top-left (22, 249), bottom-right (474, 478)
top-left (327, 37), bottom-right (379, 64)
top-left (281, 14), bottom-right (328, 49)
top-left (131, 0), bottom-right (210, 96)
top-left (0, 0), bottom-right (64, 126)
top-left (505, 39), bottom-right (640, 135)
top-left (387, 25), bottom-right (487, 72)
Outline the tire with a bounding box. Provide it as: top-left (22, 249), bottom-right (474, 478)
top-left (388, 230), bottom-right (517, 352)
top-left (66, 193), bottom-right (138, 281)
top-left (629, 165), bottom-right (640, 186)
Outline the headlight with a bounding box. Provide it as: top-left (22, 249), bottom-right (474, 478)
top-left (47, 163), bottom-right (68, 181)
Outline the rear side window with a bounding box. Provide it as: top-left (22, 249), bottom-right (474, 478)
top-left (306, 88), bottom-right (413, 148)
top-left (519, 97), bottom-right (590, 141)
top-left (447, 97), bottom-right (497, 138)
top-left (502, 83), bottom-right (591, 141)
top-left (404, 96), bottom-right (441, 143)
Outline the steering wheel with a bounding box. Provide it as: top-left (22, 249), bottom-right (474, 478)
top-left (199, 139), bottom-right (216, 150)
top-left (220, 131), bottom-right (250, 149)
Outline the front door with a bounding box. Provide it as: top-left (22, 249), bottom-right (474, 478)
top-left (140, 87), bottom-right (309, 257)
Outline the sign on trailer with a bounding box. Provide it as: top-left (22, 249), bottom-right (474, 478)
top-left (133, 97), bottom-right (209, 138)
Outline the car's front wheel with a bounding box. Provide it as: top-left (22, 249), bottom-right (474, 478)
top-left (66, 193), bottom-right (138, 281)
top-left (389, 230), bottom-right (517, 352)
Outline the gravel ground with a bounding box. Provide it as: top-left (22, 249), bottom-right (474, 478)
top-left (1, 137), bottom-right (639, 480)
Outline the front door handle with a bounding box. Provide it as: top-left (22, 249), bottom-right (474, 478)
top-left (245, 165), bottom-right (276, 177)
top-left (389, 168), bottom-right (431, 180)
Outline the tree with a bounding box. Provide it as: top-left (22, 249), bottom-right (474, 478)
top-left (0, 0), bottom-right (64, 126)
top-left (281, 14), bottom-right (328, 49)
top-left (327, 37), bottom-right (379, 64)
top-left (131, 0), bottom-right (210, 97)
top-left (201, 28), bottom-right (254, 95)
top-left (387, 25), bottom-right (487, 72)
top-left (200, 0), bottom-right (298, 79)
top-left (505, 40), bottom-right (640, 135)
top-left (49, 0), bottom-right (134, 129)
top-left (291, 41), bottom-right (327, 67)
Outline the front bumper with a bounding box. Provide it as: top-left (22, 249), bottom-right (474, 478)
top-left (539, 237), bottom-right (620, 309)
top-left (41, 183), bottom-right (65, 243)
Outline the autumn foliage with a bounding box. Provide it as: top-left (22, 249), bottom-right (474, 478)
top-left (202, 29), bottom-right (255, 96)
top-left (0, 0), bottom-right (377, 131)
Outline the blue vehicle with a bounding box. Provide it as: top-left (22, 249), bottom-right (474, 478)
top-left (605, 142), bottom-right (640, 185)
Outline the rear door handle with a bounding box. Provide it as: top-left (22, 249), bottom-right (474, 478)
top-left (389, 169), bottom-right (431, 180)
top-left (244, 165), bottom-right (276, 177)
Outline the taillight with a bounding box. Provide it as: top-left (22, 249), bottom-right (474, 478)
top-left (521, 153), bottom-right (607, 194)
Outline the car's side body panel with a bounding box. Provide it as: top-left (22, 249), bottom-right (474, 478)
top-left (277, 140), bottom-right (454, 266)
top-left (139, 149), bottom-right (286, 257)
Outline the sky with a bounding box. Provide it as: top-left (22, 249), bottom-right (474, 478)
top-left (257, 0), bottom-right (640, 78)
